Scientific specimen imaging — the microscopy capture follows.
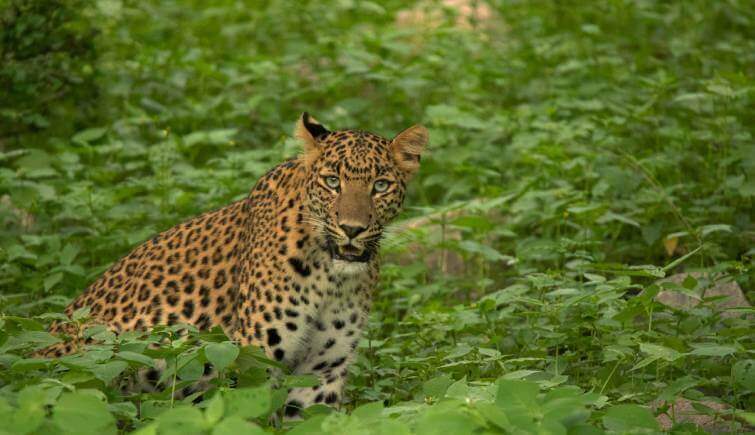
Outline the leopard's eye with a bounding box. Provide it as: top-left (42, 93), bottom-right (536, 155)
top-left (373, 179), bottom-right (390, 193)
top-left (324, 176), bottom-right (340, 190)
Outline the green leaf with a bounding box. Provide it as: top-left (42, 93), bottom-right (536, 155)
top-left (352, 401), bottom-right (384, 422)
top-left (90, 360), bottom-right (128, 384)
top-left (597, 211), bottom-right (640, 228)
top-left (6, 245), bottom-right (37, 262)
top-left (414, 404), bottom-right (482, 434)
top-left (495, 379), bottom-right (539, 428)
top-left (657, 376), bottom-right (699, 402)
top-left (108, 401), bottom-right (138, 420)
top-left (501, 370), bottom-right (539, 380)
top-left (732, 359), bottom-right (755, 392)
top-left (223, 387), bottom-right (271, 419)
top-left (662, 245), bottom-right (703, 272)
top-left (445, 377), bottom-right (469, 399)
top-left (476, 402), bottom-right (511, 430)
top-left (631, 356), bottom-right (660, 371)
top-left (72, 127), bottom-right (107, 144)
top-left (2, 316), bottom-right (45, 331)
top-left (682, 275), bottom-right (698, 290)
top-left (639, 343), bottom-right (683, 362)
top-left (72, 306), bottom-right (91, 321)
top-left (3, 388), bottom-right (46, 435)
top-left (444, 344), bottom-right (473, 360)
top-left (11, 358), bottom-right (51, 371)
top-left (204, 394), bottom-right (225, 425)
top-left (44, 272), bottom-right (63, 292)
top-left (59, 244), bottom-right (80, 266)
top-left (699, 224), bottom-right (732, 237)
top-left (457, 240), bottom-right (512, 263)
top-left (7, 331), bottom-right (61, 350)
top-left (52, 392), bottom-right (116, 435)
top-left (542, 396), bottom-right (590, 428)
top-left (117, 351), bottom-right (155, 368)
top-left (602, 404), bottom-right (658, 432)
top-left (426, 104), bottom-right (487, 129)
top-left (178, 355), bottom-right (205, 382)
top-left (183, 129), bottom-right (238, 147)
top-left (155, 405), bottom-right (206, 435)
top-left (205, 342), bottom-right (239, 372)
top-left (212, 416), bottom-right (266, 435)
top-left (422, 374), bottom-right (453, 398)
top-left (688, 343), bottom-right (738, 357)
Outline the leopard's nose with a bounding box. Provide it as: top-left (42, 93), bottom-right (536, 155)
top-left (339, 224), bottom-right (366, 239)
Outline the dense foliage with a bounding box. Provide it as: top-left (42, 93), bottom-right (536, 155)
top-left (0, 0), bottom-right (101, 138)
top-left (0, 0), bottom-right (753, 433)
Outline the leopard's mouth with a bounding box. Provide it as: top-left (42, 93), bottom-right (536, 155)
top-left (326, 238), bottom-right (372, 263)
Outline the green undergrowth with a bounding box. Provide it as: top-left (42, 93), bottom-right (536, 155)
top-left (0, 0), bottom-right (753, 433)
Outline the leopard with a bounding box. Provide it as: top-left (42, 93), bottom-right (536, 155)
top-left (38, 113), bottom-right (428, 417)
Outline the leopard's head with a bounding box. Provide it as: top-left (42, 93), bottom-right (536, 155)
top-left (296, 112), bottom-right (428, 271)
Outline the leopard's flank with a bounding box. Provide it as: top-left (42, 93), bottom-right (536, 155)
top-left (40, 113), bottom-right (428, 416)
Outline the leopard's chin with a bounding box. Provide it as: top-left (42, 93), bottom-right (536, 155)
top-left (331, 259), bottom-right (369, 275)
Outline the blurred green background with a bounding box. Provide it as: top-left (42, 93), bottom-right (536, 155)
top-left (0, 0), bottom-right (753, 433)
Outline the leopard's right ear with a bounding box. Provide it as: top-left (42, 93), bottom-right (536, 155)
top-left (295, 112), bottom-right (330, 166)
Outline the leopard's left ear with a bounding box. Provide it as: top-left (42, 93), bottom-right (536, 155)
top-left (391, 124), bottom-right (428, 178)
top-left (296, 112), bottom-right (330, 166)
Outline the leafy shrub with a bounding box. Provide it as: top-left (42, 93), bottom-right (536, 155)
top-left (0, 0), bottom-right (100, 141)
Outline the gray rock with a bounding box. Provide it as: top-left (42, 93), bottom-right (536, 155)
top-left (656, 272), bottom-right (751, 318)
top-left (652, 397), bottom-right (741, 433)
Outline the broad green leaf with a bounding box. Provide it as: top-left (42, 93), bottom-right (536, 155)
top-left (204, 394), bottom-right (224, 425)
top-left (657, 376), bottom-right (699, 402)
top-left (495, 379), bottom-right (539, 429)
top-left (602, 404), bottom-right (658, 432)
top-left (72, 306), bottom-right (91, 321)
top-left (117, 351), bottom-right (156, 368)
top-left (422, 374), bottom-right (453, 398)
top-left (639, 343), bottom-right (683, 362)
top-left (501, 370), bottom-right (539, 380)
top-left (352, 401), bottom-right (384, 421)
top-left (183, 129), bottom-right (238, 147)
top-left (59, 244), bottom-right (80, 266)
top-left (688, 344), bottom-right (738, 357)
top-left (205, 342), bottom-right (239, 372)
top-left (414, 403), bottom-right (483, 435)
top-left (597, 211), bottom-right (640, 228)
top-left (6, 245), bottom-right (37, 262)
top-left (631, 356), bottom-right (659, 371)
top-left (72, 128), bottom-right (107, 144)
top-left (11, 358), bottom-right (51, 371)
top-left (732, 360), bottom-right (755, 392)
top-left (155, 405), bottom-right (206, 435)
top-left (457, 240), bottom-right (513, 263)
top-left (178, 355), bottom-right (205, 382)
top-left (700, 224), bottom-right (732, 237)
top-left (107, 401), bottom-right (138, 420)
top-left (90, 360), bottom-right (128, 384)
top-left (3, 388), bottom-right (46, 435)
top-left (445, 377), bottom-right (469, 399)
top-left (212, 416), bottom-right (266, 435)
top-left (5, 331), bottom-right (61, 351)
top-left (476, 402), bottom-right (511, 430)
top-left (223, 386), bottom-right (271, 419)
top-left (52, 392), bottom-right (116, 435)
top-left (44, 272), bottom-right (63, 292)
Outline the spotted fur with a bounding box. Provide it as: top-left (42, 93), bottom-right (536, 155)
top-left (39, 113), bottom-right (428, 415)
